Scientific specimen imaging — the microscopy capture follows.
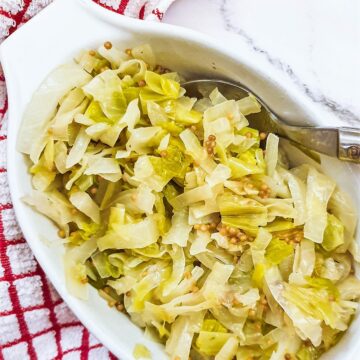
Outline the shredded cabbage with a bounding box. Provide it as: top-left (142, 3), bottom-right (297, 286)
top-left (69, 191), bottom-right (100, 224)
top-left (20, 42), bottom-right (359, 360)
top-left (17, 63), bottom-right (92, 162)
top-left (162, 209), bottom-right (192, 247)
top-left (265, 133), bottom-right (279, 176)
top-left (322, 214), bottom-right (345, 251)
top-left (304, 167), bottom-right (336, 243)
top-left (98, 215), bottom-right (160, 250)
top-left (133, 344), bottom-right (152, 359)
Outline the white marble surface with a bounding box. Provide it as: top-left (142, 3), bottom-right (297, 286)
top-left (163, 0), bottom-right (360, 127)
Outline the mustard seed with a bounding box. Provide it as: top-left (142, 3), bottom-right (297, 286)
top-left (259, 132), bottom-right (267, 140)
top-left (229, 227), bottom-right (237, 236)
top-left (184, 271), bottom-right (191, 279)
top-left (58, 229), bottom-right (66, 238)
top-left (116, 303), bottom-right (124, 312)
top-left (104, 41), bottom-right (112, 49)
top-left (220, 228), bottom-right (227, 236)
top-left (191, 285), bottom-right (199, 293)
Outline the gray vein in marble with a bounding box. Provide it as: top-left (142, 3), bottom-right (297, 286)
top-left (220, 0), bottom-right (359, 126)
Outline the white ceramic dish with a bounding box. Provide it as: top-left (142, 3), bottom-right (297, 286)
top-left (1, 0), bottom-right (359, 358)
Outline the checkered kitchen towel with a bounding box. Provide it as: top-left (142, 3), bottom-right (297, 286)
top-left (0, 0), bottom-right (175, 359)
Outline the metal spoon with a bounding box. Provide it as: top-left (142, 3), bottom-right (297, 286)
top-left (182, 79), bottom-right (360, 163)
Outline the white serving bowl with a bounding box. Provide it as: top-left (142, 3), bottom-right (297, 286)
top-left (1, 0), bottom-right (359, 359)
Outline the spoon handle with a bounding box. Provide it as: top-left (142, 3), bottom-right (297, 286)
top-left (338, 127), bottom-right (360, 163)
top-left (281, 126), bottom-right (360, 163)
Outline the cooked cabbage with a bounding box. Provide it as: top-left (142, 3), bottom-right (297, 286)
top-left (20, 42), bottom-right (359, 360)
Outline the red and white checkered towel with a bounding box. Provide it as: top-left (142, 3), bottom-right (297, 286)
top-left (0, 1), bottom-right (175, 358)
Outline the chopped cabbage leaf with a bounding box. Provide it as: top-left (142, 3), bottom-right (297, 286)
top-left (85, 156), bottom-right (121, 176)
top-left (214, 336), bottom-right (238, 360)
top-left (91, 251), bottom-right (122, 279)
top-left (30, 152), bottom-right (56, 191)
top-left (127, 127), bottom-right (163, 154)
top-left (162, 209), bottom-right (192, 247)
top-left (328, 188), bottom-right (357, 242)
top-left (296, 344), bottom-right (321, 360)
top-left (162, 245), bottom-right (185, 296)
top-left (97, 44), bottom-right (125, 68)
top-left (304, 167), bottom-right (336, 243)
top-left (149, 144), bottom-right (191, 183)
top-left (203, 100), bottom-right (239, 147)
top-left (322, 214), bottom-right (345, 251)
top-left (166, 312), bottom-right (204, 360)
top-left (171, 184), bottom-right (214, 210)
top-left (265, 238), bottom-right (294, 265)
top-left (108, 185), bottom-right (155, 214)
top-left (66, 127), bottom-right (91, 168)
top-left (64, 237), bottom-right (97, 300)
top-left (290, 239), bottom-right (315, 281)
top-left (144, 71), bottom-right (180, 98)
top-left (98, 215), bottom-right (160, 250)
top-left (337, 276), bottom-right (360, 301)
top-left (205, 164), bottom-right (231, 187)
top-left (283, 170), bottom-right (307, 226)
top-left (108, 275), bottom-right (137, 295)
top-left (133, 155), bottom-right (170, 192)
top-left (265, 133), bottom-right (279, 176)
top-left (179, 129), bottom-right (217, 173)
top-left (54, 141), bottom-right (68, 174)
top-left (190, 230), bottom-right (212, 255)
top-left (265, 266), bottom-right (323, 346)
top-left (82, 70), bottom-right (127, 120)
top-left (52, 97), bottom-right (89, 142)
top-left (228, 152), bottom-right (264, 179)
top-left (23, 190), bottom-right (74, 231)
top-left (236, 94), bottom-right (261, 115)
top-left (69, 191), bottom-right (100, 224)
top-left (251, 228), bottom-right (272, 265)
top-left (18, 63), bottom-right (92, 162)
top-left (132, 44), bottom-right (156, 67)
top-left (209, 88), bottom-right (227, 105)
top-left (284, 278), bottom-right (356, 332)
top-left (202, 262), bottom-right (234, 304)
top-left (158, 133), bottom-right (170, 151)
top-left (196, 331), bottom-right (233, 356)
top-left (133, 344), bottom-right (152, 360)
top-left (218, 193), bottom-right (266, 216)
